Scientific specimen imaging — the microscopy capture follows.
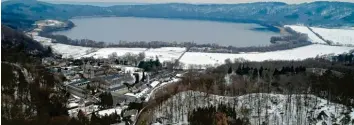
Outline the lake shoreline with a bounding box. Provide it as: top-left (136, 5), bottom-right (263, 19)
top-left (35, 18), bottom-right (312, 54)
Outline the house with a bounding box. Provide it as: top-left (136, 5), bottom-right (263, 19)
top-left (97, 73), bottom-right (135, 91)
top-left (148, 81), bottom-right (160, 88)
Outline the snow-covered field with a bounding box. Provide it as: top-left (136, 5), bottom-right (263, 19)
top-left (311, 27), bottom-right (354, 46)
top-left (285, 25), bottom-right (354, 46)
top-left (150, 91), bottom-right (354, 125)
top-left (285, 25), bottom-right (327, 44)
top-left (43, 42), bottom-right (96, 58)
top-left (43, 42), bottom-right (186, 62)
top-left (82, 47), bottom-right (147, 58)
top-left (180, 44), bottom-right (354, 69)
top-left (44, 43), bottom-right (353, 69)
top-left (145, 47), bottom-right (186, 62)
top-left (39, 41), bottom-right (354, 69)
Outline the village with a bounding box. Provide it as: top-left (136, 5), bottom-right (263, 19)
top-left (41, 53), bottom-right (184, 124)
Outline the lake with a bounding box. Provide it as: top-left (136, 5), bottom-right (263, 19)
top-left (53, 17), bottom-right (281, 47)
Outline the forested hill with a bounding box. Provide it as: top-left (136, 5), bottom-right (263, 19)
top-left (2, 25), bottom-right (70, 125)
top-left (1, 25), bottom-right (52, 63)
top-left (2, 0), bottom-right (354, 30)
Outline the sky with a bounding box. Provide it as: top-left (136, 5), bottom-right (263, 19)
top-left (40, 0), bottom-right (354, 4)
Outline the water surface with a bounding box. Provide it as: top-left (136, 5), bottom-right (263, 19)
top-left (53, 17), bottom-right (281, 47)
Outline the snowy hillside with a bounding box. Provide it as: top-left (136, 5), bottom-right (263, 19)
top-left (150, 91), bottom-right (354, 125)
top-left (311, 27), bottom-right (354, 46)
top-left (284, 25), bottom-right (327, 44)
top-left (179, 44), bottom-right (354, 69)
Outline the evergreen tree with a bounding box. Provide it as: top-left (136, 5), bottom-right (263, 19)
top-left (90, 112), bottom-right (101, 125)
top-left (141, 72), bottom-right (146, 82)
top-left (252, 68), bottom-right (258, 79)
top-left (47, 46), bottom-right (52, 55)
top-left (236, 65), bottom-right (242, 75)
top-left (273, 68), bottom-right (279, 76)
top-left (259, 66), bottom-right (264, 76)
top-left (155, 57), bottom-right (161, 67)
top-left (86, 84), bottom-right (91, 90)
top-left (108, 92), bottom-right (113, 107)
top-left (77, 110), bottom-right (88, 125)
top-left (228, 67), bottom-right (232, 74)
top-left (68, 118), bottom-right (82, 125)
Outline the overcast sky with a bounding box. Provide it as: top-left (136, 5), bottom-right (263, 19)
top-left (40, 0), bottom-right (354, 4)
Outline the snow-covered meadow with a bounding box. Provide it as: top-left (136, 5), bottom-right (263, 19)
top-left (179, 44), bottom-right (354, 69)
top-left (150, 91), bottom-right (354, 125)
top-left (145, 47), bottom-right (186, 62)
top-left (43, 42), bottom-right (96, 58)
top-left (82, 47), bottom-right (147, 58)
top-left (43, 42), bottom-right (353, 69)
top-left (311, 27), bottom-right (354, 46)
top-left (285, 25), bottom-right (354, 46)
top-left (284, 25), bottom-right (327, 44)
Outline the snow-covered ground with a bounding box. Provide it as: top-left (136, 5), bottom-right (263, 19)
top-left (69, 105), bottom-right (127, 117)
top-left (44, 42), bottom-right (353, 69)
top-left (43, 42), bottom-right (186, 62)
top-left (97, 106), bottom-right (127, 116)
top-left (150, 91), bottom-right (354, 125)
top-left (285, 25), bottom-right (327, 44)
top-left (145, 78), bottom-right (181, 102)
top-left (32, 35), bottom-right (53, 43)
top-left (68, 102), bottom-right (80, 108)
top-left (125, 88), bottom-right (150, 99)
top-left (311, 27), bottom-right (354, 46)
top-left (145, 47), bottom-right (186, 62)
top-left (43, 42), bottom-right (96, 58)
top-left (36, 39), bottom-right (354, 69)
top-left (285, 25), bottom-right (354, 46)
top-left (37, 20), bottom-right (65, 27)
top-left (82, 47), bottom-right (147, 58)
top-left (68, 105), bottom-right (99, 117)
top-left (179, 44), bottom-right (354, 69)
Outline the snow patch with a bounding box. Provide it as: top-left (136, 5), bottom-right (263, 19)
top-left (97, 106), bottom-right (125, 116)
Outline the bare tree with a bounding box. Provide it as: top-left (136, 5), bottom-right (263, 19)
top-left (137, 52), bottom-right (146, 62)
top-left (224, 58), bottom-right (232, 65)
top-left (108, 52), bottom-right (118, 59)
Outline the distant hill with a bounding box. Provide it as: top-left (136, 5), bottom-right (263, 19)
top-left (2, 0), bottom-right (354, 30)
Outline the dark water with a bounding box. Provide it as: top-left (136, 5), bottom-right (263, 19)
top-left (53, 17), bottom-right (281, 47)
